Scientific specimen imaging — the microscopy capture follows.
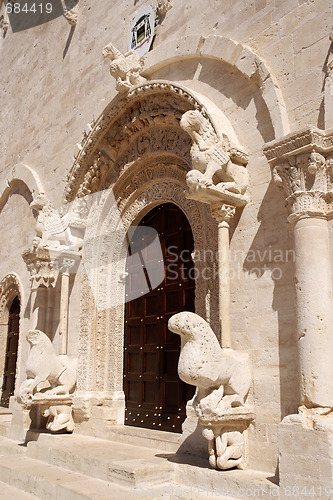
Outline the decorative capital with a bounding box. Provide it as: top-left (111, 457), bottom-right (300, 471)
top-left (264, 128), bottom-right (333, 222)
top-left (210, 202), bottom-right (236, 225)
top-left (22, 247), bottom-right (56, 289)
top-left (50, 249), bottom-right (80, 275)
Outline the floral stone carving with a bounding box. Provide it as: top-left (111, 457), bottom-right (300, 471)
top-left (168, 311), bottom-right (253, 470)
top-left (17, 330), bottom-right (77, 432)
top-left (102, 43), bottom-right (146, 93)
top-left (180, 109), bottom-right (249, 207)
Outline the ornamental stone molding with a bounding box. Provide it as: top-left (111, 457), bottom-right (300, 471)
top-left (22, 247), bottom-right (56, 289)
top-left (264, 127), bottom-right (333, 222)
top-left (65, 80), bottom-right (243, 422)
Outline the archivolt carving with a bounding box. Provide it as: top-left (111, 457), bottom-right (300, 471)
top-left (64, 82), bottom-right (236, 203)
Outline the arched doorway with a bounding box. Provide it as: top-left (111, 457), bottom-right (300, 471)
top-left (124, 203), bottom-right (195, 432)
top-left (1, 296), bottom-right (20, 407)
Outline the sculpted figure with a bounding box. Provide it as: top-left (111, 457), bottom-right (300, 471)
top-left (168, 311), bottom-right (252, 470)
top-left (168, 311), bottom-right (251, 412)
top-left (30, 194), bottom-right (82, 251)
top-left (102, 43), bottom-right (146, 93)
top-left (202, 428), bottom-right (245, 470)
top-left (43, 405), bottom-right (75, 433)
top-left (180, 110), bottom-right (248, 196)
top-left (17, 330), bottom-right (77, 405)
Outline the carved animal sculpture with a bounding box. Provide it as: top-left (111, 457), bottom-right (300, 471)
top-left (168, 311), bottom-right (251, 414)
top-left (102, 43), bottom-right (146, 93)
top-left (30, 194), bottom-right (82, 251)
top-left (17, 330), bottom-right (77, 405)
top-left (43, 405), bottom-right (75, 433)
top-left (202, 428), bottom-right (245, 470)
top-left (180, 109), bottom-right (248, 196)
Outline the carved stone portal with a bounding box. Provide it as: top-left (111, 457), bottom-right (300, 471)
top-left (168, 311), bottom-right (253, 470)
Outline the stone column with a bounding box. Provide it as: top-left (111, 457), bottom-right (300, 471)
top-left (53, 254), bottom-right (78, 356)
top-left (210, 202), bottom-right (236, 348)
top-left (265, 132), bottom-right (333, 409)
top-left (264, 129), bottom-right (333, 499)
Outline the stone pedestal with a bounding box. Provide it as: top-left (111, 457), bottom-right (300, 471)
top-left (279, 410), bottom-right (333, 500)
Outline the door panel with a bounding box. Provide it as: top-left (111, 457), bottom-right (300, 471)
top-left (124, 203), bottom-right (195, 432)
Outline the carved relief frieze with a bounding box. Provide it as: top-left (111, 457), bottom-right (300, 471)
top-left (265, 129), bottom-right (333, 221)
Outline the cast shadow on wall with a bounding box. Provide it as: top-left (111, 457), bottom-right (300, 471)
top-left (242, 180), bottom-right (298, 420)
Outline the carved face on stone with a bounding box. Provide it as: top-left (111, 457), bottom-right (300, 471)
top-left (180, 110), bottom-right (202, 136)
top-left (26, 329), bottom-right (42, 345)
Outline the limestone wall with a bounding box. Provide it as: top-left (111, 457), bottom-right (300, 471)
top-left (0, 0), bottom-right (331, 474)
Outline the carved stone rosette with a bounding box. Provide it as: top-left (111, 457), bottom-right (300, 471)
top-left (22, 247), bottom-right (55, 289)
top-left (264, 127), bottom-right (333, 222)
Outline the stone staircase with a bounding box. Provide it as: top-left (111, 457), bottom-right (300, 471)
top-left (0, 412), bottom-right (278, 499)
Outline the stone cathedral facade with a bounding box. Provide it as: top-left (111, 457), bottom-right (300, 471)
top-left (0, 0), bottom-right (333, 498)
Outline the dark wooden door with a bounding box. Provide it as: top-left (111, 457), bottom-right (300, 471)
top-left (1, 296), bottom-right (20, 407)
top-left (124, 203), bottom-right (195, 432)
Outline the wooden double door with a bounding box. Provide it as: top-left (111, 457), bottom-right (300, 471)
top-left (124, 203), bottom-right (195, 432)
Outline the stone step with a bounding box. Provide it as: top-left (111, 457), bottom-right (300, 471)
top-left (172, 454), bottom-right (279, 499)
top-left (26, 432), bottom-right (174, 488)
top-left (86, 424), bottom-right (182, 453)
top-left (0, 480), bottom-right (41, 499)
top-left (0, 435), bottom-right (27, 456)
top-left (0, 454), bottom-right (166, 500)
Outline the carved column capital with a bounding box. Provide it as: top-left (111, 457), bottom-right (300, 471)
top-left (210, 202), bottom-right (236, 226)
top-left (22, 247), bottom-right (55, 290)
top-left (264, 127), bottom-right (333, 222)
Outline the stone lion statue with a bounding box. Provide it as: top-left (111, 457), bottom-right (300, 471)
top-left (102, 43), bottom-right (146, 93)
top-left (169, 311), bottom-right (252, 470)
top-left (180, 109), bottom-right (248, 196)
top-left (17, 330), bottom-right (77, 405)
top-left (168, 311), bottom-right (251, 414)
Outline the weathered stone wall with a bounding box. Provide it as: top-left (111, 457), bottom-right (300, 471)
top-left (0, 0), bottom-right (331, 474)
